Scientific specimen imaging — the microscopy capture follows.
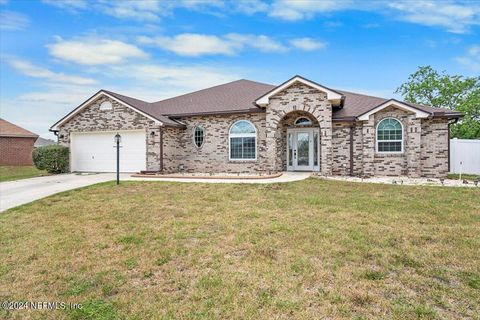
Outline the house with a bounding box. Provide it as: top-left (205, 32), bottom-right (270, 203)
top-left (34, 137), bottom-right (56, 148)
top-left (50, 75), bottom-right (462, 177)
top-left (0, 118), bottom-right (39, 166)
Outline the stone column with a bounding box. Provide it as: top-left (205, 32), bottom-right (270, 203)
top-left (406, 117), bottom-right (422, 177)
top-left (319, 112), bottom-right (333, 176)
top-left (361, 116), bottom-right (375, 177)
top-left (146, 126), bottom-right (162, 171)
top-left (265, 109), bottom-right (281, 173)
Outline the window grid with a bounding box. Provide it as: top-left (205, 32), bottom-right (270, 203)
top-left (194, 126), bottom-right (204, 148)
top-left (295, 117), bottom-right (312, 126)
top-left (377, 118), bottom-right (403, 153)
top-left (229, 120), bottom-right (257, 160)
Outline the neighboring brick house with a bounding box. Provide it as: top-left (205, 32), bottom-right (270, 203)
top-left (50, 76), bottom-right (462, 177)
top-left (0, 118), bottom-right (39, 166)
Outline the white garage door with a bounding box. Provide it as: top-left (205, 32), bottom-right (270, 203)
top-left (71, 130), bottom-right (146, 172)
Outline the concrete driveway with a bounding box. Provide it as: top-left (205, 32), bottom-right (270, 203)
top-left (0, 173), bottom-right (120, 212)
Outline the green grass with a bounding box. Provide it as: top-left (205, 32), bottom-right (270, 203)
top-left (0, 165), bottom-right (49, 182)
top-left (0, 178), bottom-right (479, 319)
top-left (447, 173), bottom-right (479, 181)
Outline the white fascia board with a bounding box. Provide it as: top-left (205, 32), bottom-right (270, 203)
top-left (357, 100), bottom-right (431, 121)
top-left (255, 76), bottom-right (343, 106)
top-left (50, 91), bottom-right (163, 130)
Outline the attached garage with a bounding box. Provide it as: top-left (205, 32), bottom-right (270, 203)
top-left (70, 130), bottom-right (146, 173)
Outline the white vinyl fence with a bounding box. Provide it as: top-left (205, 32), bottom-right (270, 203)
top-left (450, 139), bottom-right (480, 175)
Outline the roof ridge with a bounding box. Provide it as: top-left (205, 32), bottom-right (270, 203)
top-left (336, 89), bottom-right (388, 100)
top-left (152, 79), bottom-right (274, 105)
top-left (102, 89), bottom-right (151, 104)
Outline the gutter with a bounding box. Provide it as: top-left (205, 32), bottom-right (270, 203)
top-left (447, 117), bottom-right (460, 173)
top-left (349, 125), bottom-right (354, 176)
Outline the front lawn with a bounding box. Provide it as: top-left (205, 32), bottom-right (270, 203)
top-left (447, 173), bottom-right (479, 181)
top-left (0, 179), bottom-right (479, 319)
top-left (0, 165), bottom-right (49, 182)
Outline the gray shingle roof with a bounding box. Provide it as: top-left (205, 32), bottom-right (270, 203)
top-left (101, 78), bottom-right (462, 124)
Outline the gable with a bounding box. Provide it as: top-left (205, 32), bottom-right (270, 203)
top-left (357, 99), bottom-right (431, 121)
top-left (50, 91), bottom-right (164, 131)
top-left (255, 75), bottom-right (344, 107)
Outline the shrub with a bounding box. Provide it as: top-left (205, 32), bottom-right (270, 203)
top-left (32, 145), bottom-right (69, 174)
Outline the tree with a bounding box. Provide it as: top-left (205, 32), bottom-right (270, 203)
top-left (395, 66), bottom-right (480, 139)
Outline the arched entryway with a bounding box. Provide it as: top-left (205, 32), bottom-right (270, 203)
top-left (276, 111), bottom-right (321, 171)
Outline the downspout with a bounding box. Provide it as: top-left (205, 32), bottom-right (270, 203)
top-left (349, 125), bottom-right (354, 176)
top-left (447, 118), bottom-right (459, 173)
top-left (159, 127), bottom-right (164, 172)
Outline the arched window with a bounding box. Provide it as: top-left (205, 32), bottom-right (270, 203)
top-left (193, 125), bottom-right (204, 148)
top-left (294, 117), bottom-right (312, 126)
top-left (229, 120), bottom-right (257, 160)
top-left (376, 118), bottom-right (403, 153)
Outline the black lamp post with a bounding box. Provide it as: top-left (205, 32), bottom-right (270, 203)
top-left (114, 133), bottom-right (121, 185)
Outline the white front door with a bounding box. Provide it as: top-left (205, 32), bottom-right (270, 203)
top-left (70, 130), bottom-right (146, 172)
top-left (287, 128), bottom-right (320, 171)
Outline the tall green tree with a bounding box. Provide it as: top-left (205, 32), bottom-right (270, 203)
top-left (395, 66), bottom-right (480, 139)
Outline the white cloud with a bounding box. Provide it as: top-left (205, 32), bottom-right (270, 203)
top-left (388, 1), bottom-right (480, 34)
top-left (233, 0), bottom-right (269, 15)
top-left (138, 33), bottom-right (287, 56)
top-left (108, 62), bottom-right (241, 96)
top-left (138, 33), bottom-right (237, 56)
top-left (0, 83), bottom-right (98, 138)
top-left (289, 38), bottom-right (326, 51)
top-left (47, 37), bottom-right (147, 65)
top-left (100, 0), bottom-right (162, 21)
top-left (1, 58), bottom-right (244, 137)
top-left (0, 10), bottom-right (29, 30)
top-left (269, 0), bottom-right (352, 21)
top-left (7, 58), bottom-right (97, 85)
top-left (225, 34), bottom-right (287, 53)
top-left (456, 45), bottom-right (480, 72)
top-left (42, 0), bottom-right (87, 11)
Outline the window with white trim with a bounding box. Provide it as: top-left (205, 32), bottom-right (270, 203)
top-left (229, 120), bottom-right (256, 160)
top-left (376, 118), bottom-right (403, 153)
top-left (194, 126), bottom-right (204, 148)
top-left (99, 101), bottom-right (112, 110)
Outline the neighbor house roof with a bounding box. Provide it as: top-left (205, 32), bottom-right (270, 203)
top-left (0, 119), bottom-right (38, 138)
top-left (51, 77), bottom-right (462, 130)
top-left (34, 137), bottom-right (56, 147)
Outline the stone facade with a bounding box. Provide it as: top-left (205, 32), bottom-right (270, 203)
top-left (57, 96), bottom-right (161, 171)
top-left (265, 83), bottom-right (333, 174)
top-left (329, 106), bottom-right (449, 178)
top-left (164, 113), bottom-right (268, 174)
top-left (57, 88), bottom-right (451, 177)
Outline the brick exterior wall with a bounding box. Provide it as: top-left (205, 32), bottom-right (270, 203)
top-left (58, 96), bottom-right (162, 171)
top-left (265, 83), bottom-right (333, 174)
top-left (420, 118), bottom-right (449, 177)
top-left (330, 106), bottom-right (449, 178)
top-left (164, 113), bottom-right (268, 174)
top-left (57, 90), bottom-right (450, 177)
top-left (0, 136), bottom-right (36, 165)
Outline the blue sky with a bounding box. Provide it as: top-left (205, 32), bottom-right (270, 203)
top-left (1, 0), bottom-right (479, 138)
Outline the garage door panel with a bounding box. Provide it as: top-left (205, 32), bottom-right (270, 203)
top-left (71, 131), bottom-right (146, 172)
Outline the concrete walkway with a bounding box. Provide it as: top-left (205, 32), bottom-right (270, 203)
top-left (127, 171), bottom-right (311, 184)
top-left (0, 172), bottom-right (310, 212)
